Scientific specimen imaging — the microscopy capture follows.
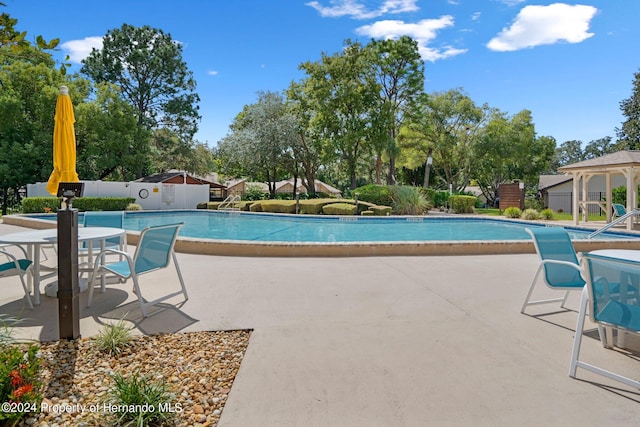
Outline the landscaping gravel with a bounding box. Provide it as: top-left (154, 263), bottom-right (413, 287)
top-left (18, 330), bottom-right (251, 427)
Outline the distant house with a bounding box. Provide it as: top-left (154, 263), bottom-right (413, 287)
top-left (538, 174), bottom-right (627, 214)
top-left (272, 178), bottom-right (342, 196)
top-left (137, 170), bottom-right (227, 200)
top-left (227, 178), bottom-right (342, 198)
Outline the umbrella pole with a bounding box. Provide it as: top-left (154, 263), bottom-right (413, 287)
top-left (57, 192), bottom-right (80, 340)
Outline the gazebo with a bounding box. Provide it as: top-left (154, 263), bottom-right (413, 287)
top-left (557, 150), bottom-right (640, 229)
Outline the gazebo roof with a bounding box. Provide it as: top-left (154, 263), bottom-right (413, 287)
top-left (558, 150), bottom-right (640, 172)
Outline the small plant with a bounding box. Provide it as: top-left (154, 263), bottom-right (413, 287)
top-left (540, 208), bottom-right (554, 220)
top-left (0, 315), bottom-right (43, 426)
top-left (95, 317), bottom-right (133, 356)
top-left (126, 203), bottom-right (142, 211)
top-left (522, 208), bottom-right (540, 220)
top-left (107, 371), bottom-right (176, 426)
top-left (504, 207), bottom-right (522, 218)
top-left (392, 186), bottom-right (431, 215)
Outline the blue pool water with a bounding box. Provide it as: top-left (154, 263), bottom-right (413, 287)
top-left (31, 211), bottom-right (632, 243)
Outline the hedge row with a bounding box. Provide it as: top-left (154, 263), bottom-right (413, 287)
top-left (22, 197), bottom-right (136, 213)
top-left (196, 198), bottom-right (392, 216)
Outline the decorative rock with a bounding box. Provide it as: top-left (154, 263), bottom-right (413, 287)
top-left (21, 330), bottom-right (250, 427)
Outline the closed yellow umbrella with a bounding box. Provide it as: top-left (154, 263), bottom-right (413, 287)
top-left (46, 86), bottom-right (79, 195)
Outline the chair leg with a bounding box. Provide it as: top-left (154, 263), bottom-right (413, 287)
top-left (569, 287), bottom-right (589, 378)
top-left (18, 273), bottom-right (34, 310)
top-left (172, 252), bottom-right (189, 301)
top-left (560, 290), bottom-right (571, 309)
top-left (521, 265), bottom-right (544, 313)
top-left (131, 274), bottom-right (147, 318)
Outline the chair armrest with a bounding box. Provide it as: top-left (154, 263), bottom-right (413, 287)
top-left (540, 259), bottom-right (583, 271)
top-left (0, 245), bottom-right (29, 259)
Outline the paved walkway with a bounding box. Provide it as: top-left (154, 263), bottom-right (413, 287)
top-left (1, 222), bottom-right (639, 426)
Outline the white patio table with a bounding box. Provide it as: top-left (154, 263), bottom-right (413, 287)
top-left (0, 227), bottom-right (126, 305)
top-left (587, 249), bottom-right (640, 348)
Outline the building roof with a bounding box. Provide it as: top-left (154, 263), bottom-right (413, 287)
top-left (538, 174), bottom-right (572, 190)
top-left (557, 150), bottom-right (640, 172)
top-left (137, 171), bottom-right (226, 188)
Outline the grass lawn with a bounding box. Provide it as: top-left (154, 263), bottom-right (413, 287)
top-left (474, 208), bottom-right (606, 222)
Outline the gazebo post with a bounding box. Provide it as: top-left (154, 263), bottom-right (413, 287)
top-left (572, 172), bottom-right (581, 225)
top-left (605, 173), bottom-right (612, 223)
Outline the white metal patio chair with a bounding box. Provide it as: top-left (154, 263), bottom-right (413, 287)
top-left (87, 223), bottom-right (188, 317)
top-left (0, 245), bottom-right (34, 309)
top-left (569, 252), bottom-right (640, 389)
top-left (521, 227), bottom-right (587, 314)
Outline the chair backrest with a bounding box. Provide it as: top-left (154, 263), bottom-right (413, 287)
top-left (612, 203), bottom-right (627, 217)
top-left (526, 227), bottom-right (585, 288)
top-left (581, 252), bottom-right (640, 333)
top-left (133, 223), bottom-right (183, 275)
top-left (83, 211), bottom-right (125, 247)
top-left (84, 211), bottom-right (124, 228)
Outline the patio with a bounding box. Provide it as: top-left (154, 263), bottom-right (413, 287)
top-left (1, 221), bottom-right (639, 426)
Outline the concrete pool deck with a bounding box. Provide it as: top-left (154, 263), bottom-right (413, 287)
top-left (1, 221), bottom-right (640, 425)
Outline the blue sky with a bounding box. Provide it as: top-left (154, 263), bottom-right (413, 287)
top-left (5, 0), bottom-right (640, 148)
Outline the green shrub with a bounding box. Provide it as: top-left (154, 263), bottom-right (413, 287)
top-left (361, 210), bottom-right (375, 216)
top-left (21, 197), bottom-right (135, 213)
top-left (322, 203), bottom-right (357, 215)
top-left (419, 187), bottom-right (435, 204)
top-left (504, 207), bottom-right (522, 218)
top-left (448, 195), bottom-right (476, 214)
top-left (74, 197), bottom-right (135, 211)
top-left (392, 186), bottom-right (431, 215)
top-left (258, 200), bottom-right (297, 214)
top-left (242, 184), bottom-right (268, 201)
top-left (107, 371), bottom-right (176, 426)
top-left (249, 201), bottom-right (263, 212)
top-left (352, 184), bottom-right (394, 206)
top-left (540, 208), bottom-right (554, 220)
top-left (126, 203), bottom-right (142, 211)
top-left (21, 197), bottom-right (60, 214)
top-left (433, 191), bottom-right (450, 208)
top-left (298, 199), bottom-right (335, 215)
top-left (522, 208), bottom-right (540, 220)
top-left (0, 316), bottom-right (43, 426)
top-left (370, 205), bottom-right (392, 216)
top-left (524, 197), bottom-right (543, 211)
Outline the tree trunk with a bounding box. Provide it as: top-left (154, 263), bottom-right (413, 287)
top-left (386, 155), bottom-right (396, 185)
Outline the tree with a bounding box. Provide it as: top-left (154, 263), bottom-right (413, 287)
top-left (218, 91), bottom-right (298, 197)
top-left (367, 36), bottom-right (424, 185)
top-left (401, 89), bottom-right (488, 191)
top-left (74, 82), bottom-right (145, 180)
top-left (552, 140), bottom-right (584, 169)
top-left (584, 136), bottom-right (615, 159)
top-left (473, 109), bottom-right (555, 205)
top-left (298, 41), bottom-right (379, 189)
top-left (81, 24), bottom-right (201, 176)
top-left (286, 80), bottom-right (330, 195)
top-left (616, 69), bottom-right (640, 149)
top-left (0, 40), bottom-right (68, 213)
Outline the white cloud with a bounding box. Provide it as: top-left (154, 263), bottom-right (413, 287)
top-left (494, 0), bottom-right (526, 5)
top-left (487, 3), bottom-right (598, 52)
top-left (356, 16), bottom-right (466, 61)
top-left (306, 0), bottom-right (418, 19)
top-left (60, 36), bottom-right (103, 63)
top-left (208, 70), bottom-right (219, 76)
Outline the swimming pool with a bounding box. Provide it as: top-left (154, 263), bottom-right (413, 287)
top-left (9, 211), bottom-right (640, 257)
top-left (120, 211), bottom-right (626, 242)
